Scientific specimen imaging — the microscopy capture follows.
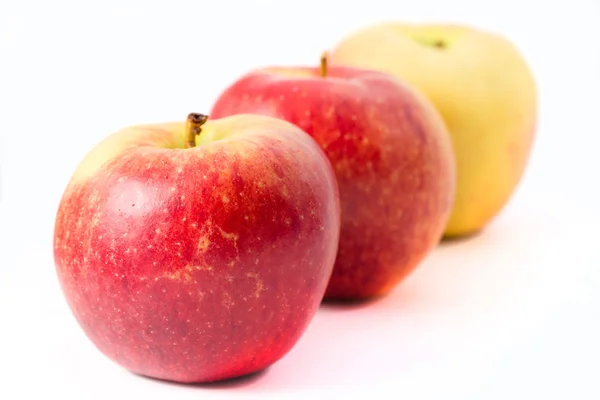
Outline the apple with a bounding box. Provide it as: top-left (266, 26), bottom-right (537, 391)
top-left (329, 22), bottom-right (538, 237)
top-left (210, 56), bottom-right (456, 300)
top-left (53, 113), bottom-right (341, 383)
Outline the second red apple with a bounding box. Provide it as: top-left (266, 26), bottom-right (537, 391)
top-left (210, 56), bottom-right (456, 300)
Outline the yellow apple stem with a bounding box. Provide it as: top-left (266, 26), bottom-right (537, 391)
top-left (320, 51), bottom-right (328, 77)
top-left (432, 39), bottom-right (446, 49)
top-left (185, 113), bottom-right (209, 148)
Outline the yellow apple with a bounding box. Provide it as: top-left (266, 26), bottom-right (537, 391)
top-left (330, 22), bottom-right (538, 237)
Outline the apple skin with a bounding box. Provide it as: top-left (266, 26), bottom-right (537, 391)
top-left (53, 114), bottom-right (341, 383)
top-left (329, 22), bottom-right (537, 237)
top-left (210, 65), bottom-right (456, 300)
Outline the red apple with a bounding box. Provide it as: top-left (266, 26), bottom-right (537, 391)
top-left (210, 56), bottom-right (456, 300)
top-left (53, 113), bottom-right (341, 383)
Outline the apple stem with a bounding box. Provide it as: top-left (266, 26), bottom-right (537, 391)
top-left (185, 113), bottom-right (209, 148)
top-left (320, 51), bottom-right (328, 77)
top-left (432, 40), bottom-right (446, 49)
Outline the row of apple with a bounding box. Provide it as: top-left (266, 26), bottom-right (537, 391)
top-left (53, 22), bottom-right (537, 384)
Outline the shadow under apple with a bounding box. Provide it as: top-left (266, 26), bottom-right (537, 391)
top-left (134, 367), bottom-right (270, 390)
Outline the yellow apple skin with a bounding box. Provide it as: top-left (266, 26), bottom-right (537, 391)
top-left (330, 23), bottom-right (538, 237)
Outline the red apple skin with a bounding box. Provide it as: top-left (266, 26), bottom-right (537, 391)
top-left (53, 114), bottom-right (341, 383)
top-left (210, 66), bottom-right (456, 300)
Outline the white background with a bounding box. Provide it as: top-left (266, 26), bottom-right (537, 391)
top-left (1, 0), bottom-right (600, 399)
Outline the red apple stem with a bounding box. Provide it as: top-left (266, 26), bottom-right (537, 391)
top-left (320, 51), bottom-right (328, 77)
top-left (185, 113), bottom-right (209, 148)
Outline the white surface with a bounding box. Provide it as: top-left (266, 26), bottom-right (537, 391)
top-left (1, 1), bottom-right (600, 399)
